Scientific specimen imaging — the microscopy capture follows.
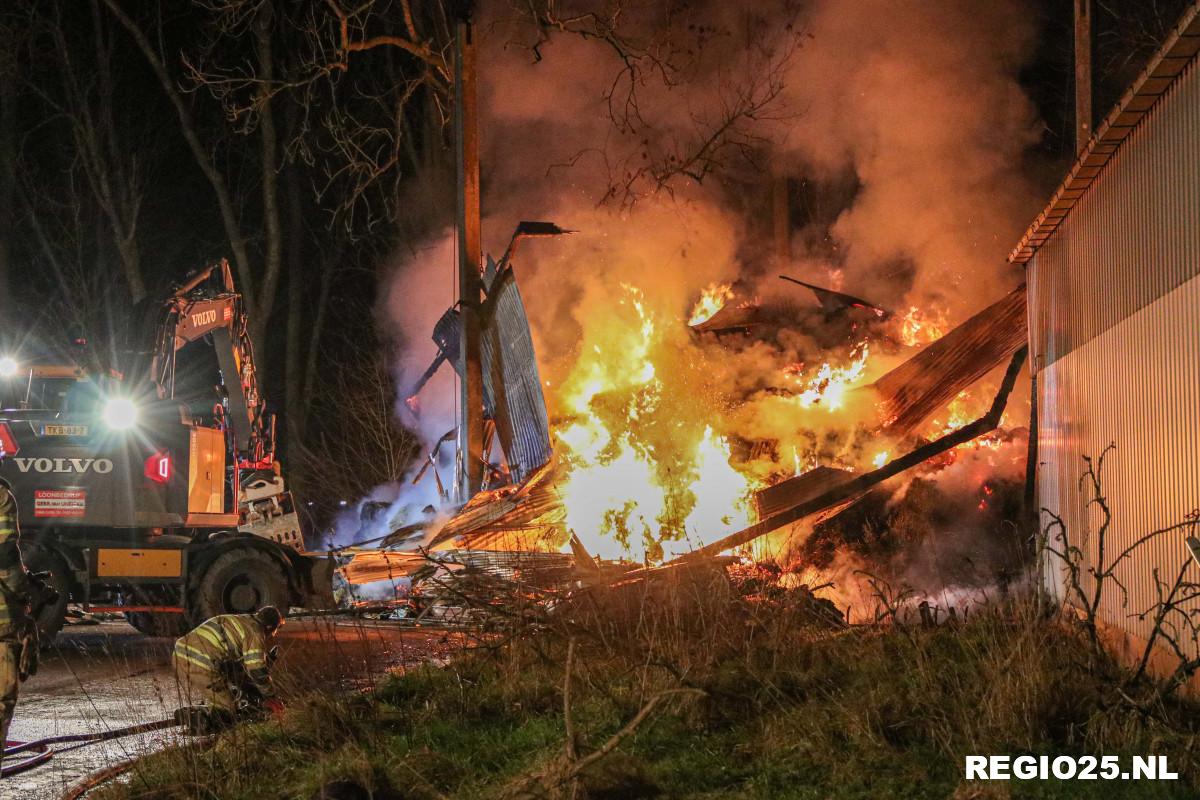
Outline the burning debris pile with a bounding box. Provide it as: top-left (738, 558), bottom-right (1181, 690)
top-left (333, 247), bottom-right (1030, 620)
top-left (332, 0), bottom-right (1043, 616)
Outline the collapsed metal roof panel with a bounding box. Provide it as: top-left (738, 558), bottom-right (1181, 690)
top-left (1010, 1), bottom-right (1200, 264)
top-left (754, 465), bottom-right (855, 521)
top-left (480, 267), bottom-right (553, 484)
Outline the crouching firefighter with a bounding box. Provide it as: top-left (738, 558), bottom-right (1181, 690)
top-left (0, 483), bottom-right (58, 747)
top-left (172, 606), bottom-right (284, 731)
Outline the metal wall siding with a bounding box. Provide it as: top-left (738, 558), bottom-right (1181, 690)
top-left (1030, 56), bottom-right (1200, 372)
top-left (1030, 55), bottom-right (1200, 647)
top-left (1036, 275), bottom-right (1200, 642)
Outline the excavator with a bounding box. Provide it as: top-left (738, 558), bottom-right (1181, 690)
top-left (0, 261), bottom-right (333, 637)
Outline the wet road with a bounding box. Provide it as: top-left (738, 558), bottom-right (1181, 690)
top-left (1, 617), bottom-right (466, 799)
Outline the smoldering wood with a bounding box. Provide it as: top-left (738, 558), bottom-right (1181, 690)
top-left (675, 346), bottom-right (1028, 561)
top-left (872, 284), bottom-right (1027, 438)
top-left (341, 547), bottom-right (575, 591)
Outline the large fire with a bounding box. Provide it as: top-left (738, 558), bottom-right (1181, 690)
top-left (556, 285), bottom-right (757, 562)
top-left (547, 279), bottom-right (1019, 565)
top-left (785, 341), bottom-right (871, 411)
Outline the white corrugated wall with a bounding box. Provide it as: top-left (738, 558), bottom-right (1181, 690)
top-left (1029, 54), bottom-right (1200, 647)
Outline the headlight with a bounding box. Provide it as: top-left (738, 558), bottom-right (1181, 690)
top-left (102, 397), bottom-right (140, 430)
top-left (0, 357), bottom-right (18, 378)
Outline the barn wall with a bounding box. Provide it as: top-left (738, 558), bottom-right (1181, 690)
top-left (1028, 54), bottom-right (1200, 648)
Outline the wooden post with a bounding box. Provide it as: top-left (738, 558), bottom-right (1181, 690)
top-left (455, 15), bottom-right (485, 503)
top-left (772, 176), bottom-right (790, 262)
top-left (1075, 0), bottom-right (1092, 152)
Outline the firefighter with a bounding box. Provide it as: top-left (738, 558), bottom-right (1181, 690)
top-left (0, 483), bottom-right (44, 747)
top-left (172, 606), bottom-right (284, 728)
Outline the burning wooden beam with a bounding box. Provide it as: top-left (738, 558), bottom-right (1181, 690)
top-left (675, 346), bottom-right (1028, 561)
top-left (754, 465), bottom-right (855, 521)
top-left (873, 284), bottom-right (1027, 437)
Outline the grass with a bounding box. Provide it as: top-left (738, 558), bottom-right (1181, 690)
top-left (95, 566), bottom-right (1200, 800)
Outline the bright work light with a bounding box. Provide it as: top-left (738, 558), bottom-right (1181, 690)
top-left (102, 397), bottom-right (140, 431)
top-left (0, 357), bottom-right (17, 378)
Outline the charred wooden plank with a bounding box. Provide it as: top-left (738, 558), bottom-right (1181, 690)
top-left (873, 285), bottom-right (1027, 437)
top-left (754, 465), bottom-right (856, 520)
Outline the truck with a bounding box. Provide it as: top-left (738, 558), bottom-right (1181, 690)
top-left (0, 262), bottom-right (334, 637)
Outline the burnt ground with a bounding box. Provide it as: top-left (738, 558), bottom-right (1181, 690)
top-left (1, 617), bottom-right (468, 799)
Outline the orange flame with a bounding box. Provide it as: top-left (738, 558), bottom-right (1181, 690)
top-left (787, 341), bottom-right (871, 411)
top-left (898, 306), bottom-right (948, 347)
top-left (688, 283), bottom-right (735, 326)
top-left (557, 285), bottom-right (758, 562)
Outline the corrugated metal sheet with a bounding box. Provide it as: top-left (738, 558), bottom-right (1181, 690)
top-left (1029, 52), bottom-right (1200, 646)
top-left (480, 268), bottom-right (554, 483)
top-left (1030, 56), bottom-right (1200, 371)
top-left (1035, 276), bottom-right (1200, 643)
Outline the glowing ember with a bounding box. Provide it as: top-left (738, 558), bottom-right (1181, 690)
top-left (898, 306), bottom-right (948, 347)
top-left (688, 283), bottom-right (735, 326)
top-left (872, 450), bottom-right (890, 469)
top-left (787, 341), bottom-right (870, 411)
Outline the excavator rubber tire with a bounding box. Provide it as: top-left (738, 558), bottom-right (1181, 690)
top-left (192, 547), bottom-right (289, 624)
top-left (23, 549), bottom-right (71, 641)
top-left (125, 612), bottom-right (190, 638)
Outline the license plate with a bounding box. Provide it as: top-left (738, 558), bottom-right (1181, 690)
top-left (41, 425), bottom-right (88, 436)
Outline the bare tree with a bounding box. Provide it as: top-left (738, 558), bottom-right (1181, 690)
top-left (100, 0), bottom-right (269, 337)
top-left (0, 8), bottom-right (27, 320)
top-left (1039, 445), bottom-right (1200, 702)
top-left (26, 0), bottom-right (149, 301)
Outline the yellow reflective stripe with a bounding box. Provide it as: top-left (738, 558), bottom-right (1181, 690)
top-left (227, 616), bottom-right (255, 652)
top-left (174, 644), bottom-right (217, 671)
top-left (193, 625), bottom-right (228, 651)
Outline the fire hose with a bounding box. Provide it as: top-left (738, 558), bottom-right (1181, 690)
top-left (1, 716), bottom-right (181, 778)
top-left (57, 735), bottom-right (219, 800)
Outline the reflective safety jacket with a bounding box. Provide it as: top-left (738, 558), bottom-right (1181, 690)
top-left (174, 614), bottom-right (273, 696)
top-left (0, 487), bottom-right (33, 642)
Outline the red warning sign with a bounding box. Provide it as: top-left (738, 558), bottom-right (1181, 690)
top-left (0, 423), bottom-right (18, 457)
top-left (34, 489), bottom-right (86, 518)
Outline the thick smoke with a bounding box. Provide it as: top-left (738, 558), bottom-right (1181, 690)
top-left (375, 0), bottom-right (1041, 566)
top-left (769, 0), bottom-right (1041, 313)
